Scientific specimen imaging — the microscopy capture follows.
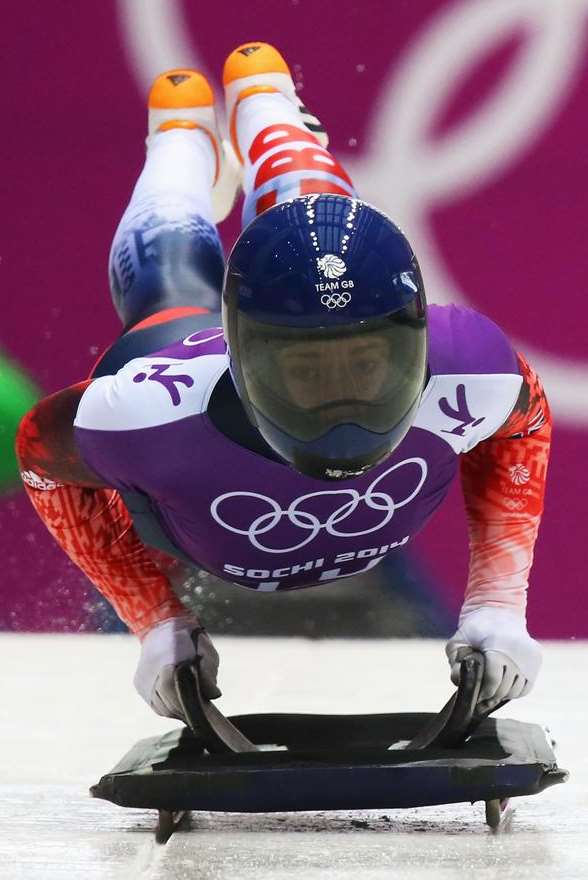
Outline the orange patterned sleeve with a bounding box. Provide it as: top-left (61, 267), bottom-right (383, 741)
top-left (16, 393), bottom-right (188, 637)
top-left (459, 353), bottom-right (551, 618)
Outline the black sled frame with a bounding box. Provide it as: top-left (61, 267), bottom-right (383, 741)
top-left (91, 652), bottom-right (567, 841)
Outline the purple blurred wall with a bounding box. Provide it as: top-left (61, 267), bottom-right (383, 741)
top-left (1, 1), bottom-right (587, 636)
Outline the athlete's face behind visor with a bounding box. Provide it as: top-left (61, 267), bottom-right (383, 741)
top-left (237, 307), bottom-right (427, 477)
top-left (278, 334), bottom-right (390, 414)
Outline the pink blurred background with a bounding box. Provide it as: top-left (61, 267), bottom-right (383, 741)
top-left (1, 0), bottom-right (586, 636)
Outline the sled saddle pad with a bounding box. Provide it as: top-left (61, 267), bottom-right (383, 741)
top-left (91, 712), bottom-right (568, 813)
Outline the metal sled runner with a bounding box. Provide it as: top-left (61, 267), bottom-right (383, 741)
top-left (91, 652), bottom-right (568, 841)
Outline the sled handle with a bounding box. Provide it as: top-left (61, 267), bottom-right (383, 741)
top-left (174, 631), bottom-right (259, 754)
top-left (407, 650), bottom-right (505, 750)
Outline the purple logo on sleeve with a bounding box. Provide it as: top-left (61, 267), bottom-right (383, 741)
top-left (133, 363), bottom-right (194, 406)
top-left (439, 384), bottom-right (485, 436)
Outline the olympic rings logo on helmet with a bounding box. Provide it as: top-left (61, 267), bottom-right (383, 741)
top-left (210, 457), bottom-right (427, 553)
top-left (320, 291), bottom-right (352, 310)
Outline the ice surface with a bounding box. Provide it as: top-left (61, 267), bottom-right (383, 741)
top-left (0, 634), bottom-right (585, 879)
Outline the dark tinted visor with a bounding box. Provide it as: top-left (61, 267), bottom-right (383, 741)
top-left (238, 305), bottom-right (427, 443)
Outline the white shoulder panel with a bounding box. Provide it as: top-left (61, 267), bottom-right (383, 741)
top-left (74, 353), bottom-right (228, 431)
top-left (413, 373), bottom-right (522, 454)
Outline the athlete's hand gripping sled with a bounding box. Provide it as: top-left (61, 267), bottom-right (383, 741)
top-left (91, 650), bottom-right (567, 842)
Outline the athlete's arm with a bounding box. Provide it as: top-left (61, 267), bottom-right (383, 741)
top-left (16, 382), bottom-right (187, 636)
top-left (459, 352), bottom-right (551, 616)
top-left (16, 381), bottom-right (106, 487)
top-left (444, 353), bottom-right (549, 708)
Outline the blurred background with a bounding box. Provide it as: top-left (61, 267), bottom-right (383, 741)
top-left (1, 0), bottom-right (586, 639)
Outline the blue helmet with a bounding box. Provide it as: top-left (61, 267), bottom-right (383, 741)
top-left (222, 194), bottom-right (427, 480)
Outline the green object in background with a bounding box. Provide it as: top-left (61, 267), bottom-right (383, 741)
top-left (0, 352), bottom-right (40, 491)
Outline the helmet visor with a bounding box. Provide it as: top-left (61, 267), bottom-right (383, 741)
top-left (237, 305), bottom-right (427, 443)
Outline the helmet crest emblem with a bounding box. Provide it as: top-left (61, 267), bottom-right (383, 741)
top-left (317, 254), bottom-right (347, 279)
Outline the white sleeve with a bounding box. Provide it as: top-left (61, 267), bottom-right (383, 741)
top-left (74, 354), bottom-right (227, 431)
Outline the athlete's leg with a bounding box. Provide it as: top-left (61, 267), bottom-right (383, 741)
top-left (109, 124), bottom-right (223, 330)
top-left (223, 42), bottom-right (358, 226)
top-left (94, 72), bottom-right (228, 376)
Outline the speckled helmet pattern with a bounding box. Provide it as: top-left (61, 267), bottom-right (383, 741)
top-left (222, 194), bottom-right (428, 480)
